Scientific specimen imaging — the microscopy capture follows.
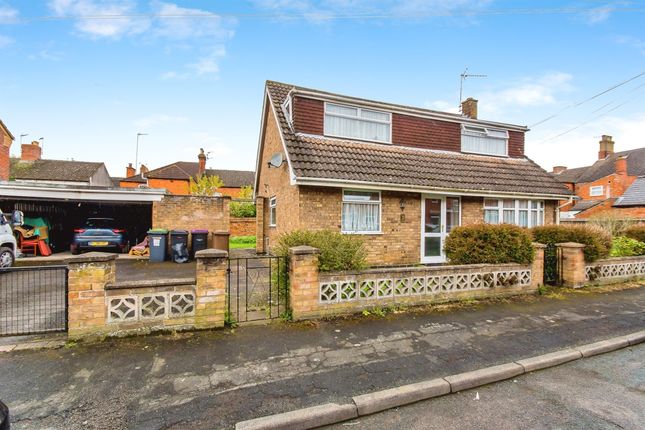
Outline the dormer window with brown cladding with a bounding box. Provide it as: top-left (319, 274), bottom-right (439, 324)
top-left (461, 125), bottom-right (509, 157)
top-left (324, 102), bottom-right (391, 143)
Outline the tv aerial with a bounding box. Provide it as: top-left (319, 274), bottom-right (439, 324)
top-left (459, 67), bottom-right (487, 109)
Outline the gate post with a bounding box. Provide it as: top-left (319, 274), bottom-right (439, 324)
top-left (66, 252), bottom-right (116, 340)
top-left (556, 242), bottom-right (587, 288)
top-left (531, 242), bottom-right (546, 288)
top-left (195, 249), bottom-right (228, 329)
top-left (256, 197), bottom-right (266, 254)
top-left (288, 246), bottom-right (320, 320)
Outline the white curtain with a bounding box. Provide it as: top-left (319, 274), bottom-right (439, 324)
top-left (462, 134), bottom-right (506, 156)
top-left (325, 115), bottom-right (390, 142)
top-left (342, 202), bottom-right (380, 232)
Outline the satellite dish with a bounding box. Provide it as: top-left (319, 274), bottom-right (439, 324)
top-left (268, 152), bottom-right (284, 168)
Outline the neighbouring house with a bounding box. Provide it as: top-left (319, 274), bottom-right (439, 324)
top-left (553, 136), bottom-right (645, 220)
top-left (254, 80), bottom-right (571, 265)
top-left (0, 119), bottom-right (14, 182)
top-left (119, 149), bottom-right (255, 197)
top-left (9, 141), bottom-right (113, 186)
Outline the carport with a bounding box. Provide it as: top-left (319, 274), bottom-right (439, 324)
top-left (0, 182), bottom-right (166, 254)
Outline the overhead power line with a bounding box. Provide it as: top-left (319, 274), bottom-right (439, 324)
top-left (17, 6), bottom-right (645, 23)
top-left (529, 70), bottom-right (645, 128)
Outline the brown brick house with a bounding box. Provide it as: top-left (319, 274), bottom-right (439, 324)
top-left (553, 136), bottom-right (645, 220)
top-left (254, 81), bottom-right (571, 265)
top-left (120, 149), bottom-right (254, 197)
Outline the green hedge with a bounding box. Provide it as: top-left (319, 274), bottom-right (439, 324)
top-left (610, 236), bottom-right (645, 257)
top-left (274, 230), bottom-right (367, 272)
top-left (230, 201), bottom-right (256, 218)
top-left (623, 224), bottom-right (645, 243)
top-left (531, 225), bottom-right (611, 262)
top-left (444, 224), bottom-right (534, 265)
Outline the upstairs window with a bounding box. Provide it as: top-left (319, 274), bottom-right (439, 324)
top-left (461, 125), bottom-right (508, 156)
top-left (324, 102), bottom-right (391, 143)
top-left (589, 185), bottom-right (604, 197)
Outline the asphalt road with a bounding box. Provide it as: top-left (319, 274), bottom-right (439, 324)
top-left (328, 343), bottom-right (645, 430)
top-left (0, 285), bottom-right (644, 429)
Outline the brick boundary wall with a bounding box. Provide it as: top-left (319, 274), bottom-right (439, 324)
top-left (66, 250), bottom-right (227, 340)
top-left (584, 255), bottom-right (645, 285)
top-left (230, 217), bottom-right (256, 237)
top-left (288, 243), bottom-right (546, 321)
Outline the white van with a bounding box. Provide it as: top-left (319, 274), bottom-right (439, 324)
top-left (0, 209), bottom-right (24, 268)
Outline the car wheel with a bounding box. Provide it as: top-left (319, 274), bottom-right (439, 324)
top-left (71, 246), bottom-right (81, 255)
top-left (0, 247), bottom-right (15, 268)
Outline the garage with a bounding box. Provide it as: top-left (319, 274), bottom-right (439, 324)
top-left (0, 182), bottom-right (166, 255)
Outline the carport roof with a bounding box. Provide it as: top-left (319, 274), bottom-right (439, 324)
top-left (0, 182), bottom-right (167, 202)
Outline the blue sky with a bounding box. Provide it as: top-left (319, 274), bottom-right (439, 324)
top-left (1, 1), bottom-right (644, 179)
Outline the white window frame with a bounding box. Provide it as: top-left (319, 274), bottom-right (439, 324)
top-left (324, 102), bottom-right (392, 144)
top-left (461, 124), bottom-right (509, 157)
top-left (483, 199), bottom-right (544, 228)
top-left (589, 185), bottom-right (604, 197)
top-left (341, 189), bottom-right (382, 234)
top-left (282, 97), bottom-right (293, 126)
top-left (269, 196), bottom-right (277, 227)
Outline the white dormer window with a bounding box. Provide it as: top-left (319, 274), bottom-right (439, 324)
top-left (282, 97), bottom-right (293, 125)
top-left (324, 102), bottom-right (391, 143)
top-left (461, 125), bottom-right (509, 156)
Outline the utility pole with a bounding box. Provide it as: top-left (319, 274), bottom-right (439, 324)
top-left (135, 133), bottom-right (148, 171)
top-left (459, 67), bottom-right (487, 110)
top-left (19, 134), bottom-right (28, 145)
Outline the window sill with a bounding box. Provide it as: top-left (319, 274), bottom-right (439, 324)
top-left (461, 149), bottom-right (508, 158)
top-left (341, 231), bottom-right (383, 235)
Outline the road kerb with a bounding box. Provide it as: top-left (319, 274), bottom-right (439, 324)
top-left (577, 337), bottom-right (630, 357)
top-left (352, 378), bottom-right (450, 416)
top-left (235, 403), bottom-right (357, 430)
top-left (444, 362), bottom-right (525, 393)
top-left (515, 349), bottom-right (582, 373)
top-left (621, 329), bottom-right (645, 346)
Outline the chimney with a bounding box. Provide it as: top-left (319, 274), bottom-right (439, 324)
top-left (615, 155), bottom-right (628, 176)
top-left (552, 166), bottom-right (568, 174)
top-left (139, 164), bottom-right (149, 176)
top-left (612, 155), bottom-right (628, 197)
top-left (198, 148), bottom-right (206, 176)
top-left (126, 163), bottom-right (135, 178)
top-left (598, 135), bottom-right (614, 160)
top-left (0, 131), bottom-right (12, 182)
top-left (21, 140), bottom-right (42, 161)
top-left (461, 97), bottom-right (478, 119)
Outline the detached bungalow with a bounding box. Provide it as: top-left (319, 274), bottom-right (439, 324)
top-left (254, 81), bottom-right (571, 265)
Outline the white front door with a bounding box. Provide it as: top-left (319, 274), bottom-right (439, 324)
top-left (421, 195), bottom-right (461, 264)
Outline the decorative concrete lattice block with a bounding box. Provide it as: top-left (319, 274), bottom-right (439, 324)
top-left (108, 297), bottom-right (137, 323)
top-left (394, 278), bottom-right (411, 296)
top-left (340, 281), bottom-right (357, 302)
top-left (320, 282), bottom-right (339, 303)
top-left (410, 277), bottom-right (425, 295)
top-left (585, 261), bottom-right (645, 281)
top-left (141, 294), bottom-right (167, 319)
top-left (107, 292), bottom-right (196, 323)
top-left (359, 280), bottom-right (376, 299)
top-left (377, 279), bottom-right (393, 298)
top-left (170, 293), bottom-right (195, 316)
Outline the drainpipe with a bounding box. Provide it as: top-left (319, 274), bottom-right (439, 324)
top-left (556, 197), bottom-right (576, 225)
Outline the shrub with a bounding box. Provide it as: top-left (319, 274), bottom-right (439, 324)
top-left (444, 224), bottom-right (534, 265)
top-left (531, 224), bottom-right (611, 262)
top-left (230, 201), bottom-right (256, 218)
top-left (274, 230), bottom-right (367, 271)
top-left (610, 236), bottom-right (645, 257)
top-left (623, 224), bottom-right (645, 243)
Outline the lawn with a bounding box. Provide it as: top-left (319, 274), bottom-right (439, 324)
top-left (229, 235), bottom-right (256, 249)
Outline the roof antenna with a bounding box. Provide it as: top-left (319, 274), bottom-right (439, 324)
top-left (459, 67), bottom-right (487, 110)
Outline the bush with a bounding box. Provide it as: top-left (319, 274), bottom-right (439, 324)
top-left (531, 224), bottom-right (611, 262)
top-left (444, 224), bottom-right (534, 265)
top-left (230, 201), bottom-right (256, 218)
top-left (610, 236), bottom-right (645, 257)
top-left (274, 230), bottom-right (367, 271)
top-left (623, 224), bottom-right (645, 243)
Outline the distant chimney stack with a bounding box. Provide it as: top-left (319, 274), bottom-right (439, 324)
top-left (198, 148), bottom-right (206, 175)
top-left (139, 164), bottom-right (149, 176)
top-left (615, 155), bottom-right (628, 177)
top-left (461, 97), bottom-right (478, 119)
top-left (126, 163), bottom-right (135, 178)
top-left (552, 166), bottom-right (568, 174)
top-left (21, 140), bottom-right (42, 161)
top-left (598, 135), bottom-right (615, 160)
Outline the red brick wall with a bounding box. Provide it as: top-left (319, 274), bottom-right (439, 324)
top-left (231, 217), bottom-right (256, 236)
top-left (0, 142), bottom-right (9, 182)
top-left (293, 96), bottom-right (324, 135)
top-left (292, 96), bottom-right (525, 158)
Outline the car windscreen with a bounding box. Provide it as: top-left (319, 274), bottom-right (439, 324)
top-left (84, 219), bottom-right (115, 229)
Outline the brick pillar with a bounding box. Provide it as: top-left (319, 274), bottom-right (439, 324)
top-left (556, 242), bottom-right (586, 288)
top-left (256, 196), bottom-right (266, 254)
top-left (531, 242), bottom-right (546, 288)
top-left (66, 253), bottom-right (116, 340)
top-left (194, 248), bottom-right (228, 329)
top-left (288, 246), bottom-right (320, 320)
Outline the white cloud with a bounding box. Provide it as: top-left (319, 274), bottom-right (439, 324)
top-left (615, 35), bottom-right (645, 55)
top-left (188, 46), bottom-right (226, 77)
top-left (0, 34), bottom-right (12, 48)
top-left (0, 5), bottom-right (18, 24)
top-left (134, 114), bottom-right (188, 128)
top-left (48, 0), bottom-right (150, 38)
top-left (151, 1), bottom-right (235, 40)
top-left (28, 49), bottom-right (64, 61)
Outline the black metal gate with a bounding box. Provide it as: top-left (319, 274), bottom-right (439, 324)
top-left (0, 265), bottom-right (68, 336)
top-left (543, 244), bottom-right (563, 286)
top-left (227, 256), bottom-right (288, 323)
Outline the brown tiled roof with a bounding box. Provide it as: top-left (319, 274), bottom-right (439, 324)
top-left (206, 169), bottom-right (255, 188)
top-left (128, 161), bottom-right (254, 188)
top-left (554, 147), bottom-right (645, 184)
top-left (570, 199), bottom-right (605, 212)
top-left (265, 81), bottom-right (571, 197)
top-left (10, 158), bottom-right (103, 182)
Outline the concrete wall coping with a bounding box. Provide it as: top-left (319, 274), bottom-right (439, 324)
top-left (320, 262), bottom-right (530, 278)
top-left (66, 252), bottom-right (118, 264)
top-left (589, 255), bottom-right (645, 265)
top-left (105, 278), bottom-right (196, 290)
top-left (555, 242), bottom-right (587, 248)
top-left (289, 245), bottom-right (321, 256)
top-left (195, 248), bottom-right (228, 259)
top-left (532, 242), bottom-right (547, 249)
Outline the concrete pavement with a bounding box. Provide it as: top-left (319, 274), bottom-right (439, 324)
top-left (1, 284), bottom-right (644, 429)
top-left (326, 343), bottom-right (645, 430)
